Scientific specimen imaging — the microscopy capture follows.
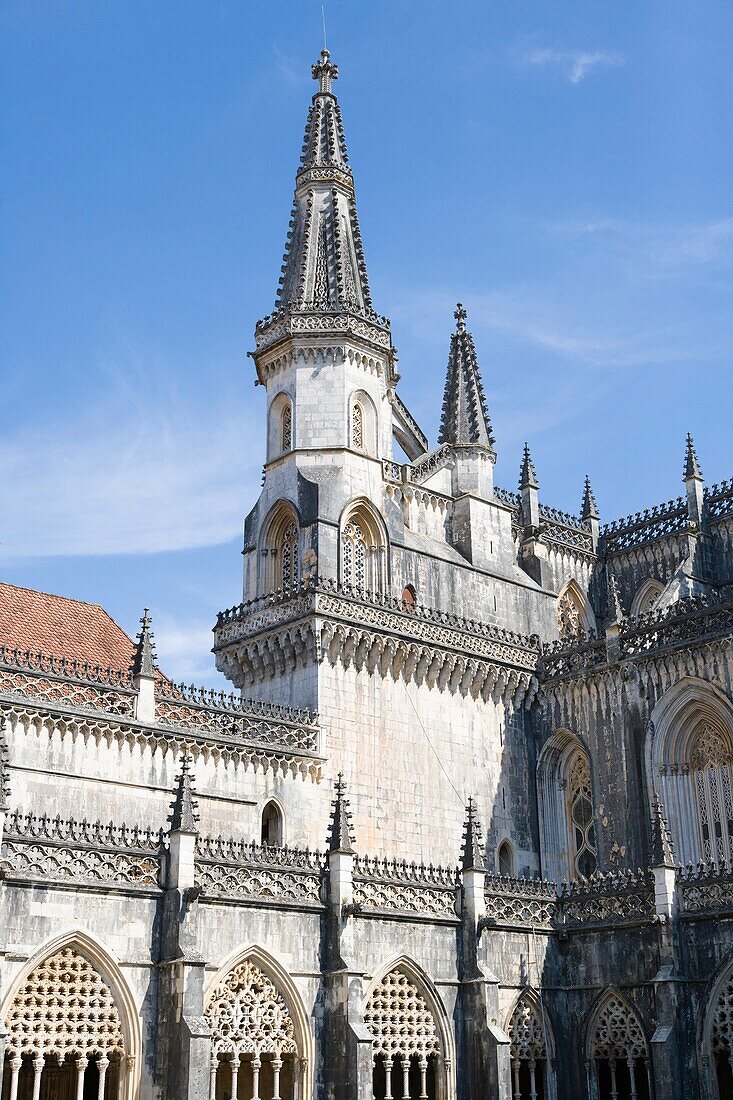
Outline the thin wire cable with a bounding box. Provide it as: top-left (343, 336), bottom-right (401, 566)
top-left (321, 5), bottom-right (327, 51)
top-left (401, 676), bottom-right (465, 806)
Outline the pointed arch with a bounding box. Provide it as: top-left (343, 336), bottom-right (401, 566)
top-left (349, 389), bottom-right (378, 455)
top-left (364, 955), bottom-right (456, 1100)
top-left (699, 946), bottom-right (733, 1098)
top-left (537, 729), bottom-right (597, 882)
top-left (585, 988), bottom-right (650, 1100)
top-left (260, 796), bottom-right (285, 846)
top-left (204, 944), bottom-right (313, 1100)
top-left (268, 391), bottom-right (295, 460)
top-left (630, 578), bottom-right (664, 619)
top-left (647, 677), bottom-right (733, 866)
top-left (497, 839), bottom-right (515, 878)
top-left (339, 497), bottom-right (388, 596)
top-left (556, 580), bottom-right (595, 640)
top-left (260, 500), bottom-right (301, 594)
top-left (0, 928), bottom-right (141, 1100)
top-left (505, 988), bottom-right (556, 1100)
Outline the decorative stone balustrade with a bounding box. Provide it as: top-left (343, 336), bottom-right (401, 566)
top-left (353, 854), bottom-right (459, 921)
top-left (705, 478), bottom-right (733, 520)
top-left (0, 645), bottom-right (136, 717)
top-left (601, 497), bottom-right (687, 553)
top-left (482, 874), bottom-right (557, 930)
top-left (555, 869), bottom-right (655, 929)
top-left (0, 811), bottom-right (164, 892)
top-left (678, 861), bottom-right (733, 914)
top-left (195, 833), bottom-right (325, 908)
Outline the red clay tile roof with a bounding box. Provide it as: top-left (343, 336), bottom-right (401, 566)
top-left (0, 582), bottom-right (136, 673)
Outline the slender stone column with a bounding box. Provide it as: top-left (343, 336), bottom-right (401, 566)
top-left (400, 1056), bottom-right (409, 1098)
top-left (75, 1056), bottom-right (88, 1100)
top-left (418, 1057), bottom-right (428, 1099)
top-left (272, 1057), bottom-right (282, 1100)
top-left (32, 1054), bottom-right (45, 1100)
top-left (384, 1055), bottom-right (393, 1100)
top-left (230, 1055), bottom-right (240, 1100)
top-left (209, 1054), bottom-right (218, 1100)
top-left (97, 1056), bottom-right (109, 1100)
top-left (251, 1055), bottom-right (261, 1100)
top-left (8, 1056), bottom-right (21, 1100)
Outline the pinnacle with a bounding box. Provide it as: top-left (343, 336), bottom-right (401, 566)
top-left (438, 305), bottom-right (496, 450)
top-left (131, 607), bottom-right (157, 679)
top-left (311, 49), bottom-right (339, 94)
top-left (581, 475), bottom-right (599, 521)
top-left (684, 433), bottom-right (703, 481)
top-left (519, 443), bottom-right (539, 491)
top-left (606, 568), bottom-right (625, 625)
top-left (327, 772), bottom-right (356, 854)
top-left (650, 794), bottom-right (676, 867)
top-left (168, 754), bottom-right (200, 835)
top-left (461, 797), bottom-right (486, 872)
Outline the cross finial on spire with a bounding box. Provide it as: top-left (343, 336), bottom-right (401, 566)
top-left (327, 771), bottom-right (356, 853)
top-left (461, 797), bottom-right (486, 871)
top-left (454, 302), bottom-right (467, 334)
top-left (132, 607), bottom-right (157, 678)
top-left (519, 443), bottom-right (539, 491)
top-left (168, 753), bottom-right (199, 834)
top-left (312, 48), bottom-right (338, 94)
top-left (684, 433), bottom-right (703, 481)
top-left (581, 475), bottom-right (599, 521)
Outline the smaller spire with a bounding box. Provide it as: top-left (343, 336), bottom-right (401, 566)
top-left (684, 433), bottom-right (703, 481)
top-left (454, 301), bottom-right (467, 334)
top-left (519, 443), bottom-right (539, 491)
top-left (461, 798), bottom-right (486, 872)
top-left (581, 475), bottom-right (599, 521)
top-left (606, 567), bottom-right (625, 625)
top-left (438, 305), bottom-right (495, 450)
top-left (312, 48), bottom-right (338, 94)
top-left (168, 754), bottom-right (199, 834)
top-left (132, 608), bottom-right (157, 678)
top-left (327, 772), bottom-right (356, 854)
top-left (650, 794), bottom-right (675, 867)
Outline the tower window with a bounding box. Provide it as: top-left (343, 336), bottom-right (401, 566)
top-left (261, 801), bottom-right (283, 846)
top-left (498, 840), bottom-right (515, 878)
top-left (281, 403), bottom-right (293, 452)
top-left (401, 585), bottom-right (417, 613)
top-left (351, 401), bottom-right (364, 450)
top-left (340, 504), bottom-right (386, 595)
top-left (567, 751), bottom-right (596, 878)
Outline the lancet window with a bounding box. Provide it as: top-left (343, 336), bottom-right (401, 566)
top-left (691, 723), bottom-right (733, 866)
top-left (365, 969), bottom-right (442, 1100)
top-left (281, 402), bottom-right (293, 453)
top-left (205, 959), bottom-right (299, 1100)
top-left (261, 801), bottom-right (283, 846)
top-left (508, 995), bottom-right (548, 1100)
top-left (351, 402), bottom-right (364, 450)
top-left (556, 582), bottom-right (590, 640)
top-left (591, 995), bottom-right (650, 1100)
top-left (1, 946), bottom-right (126, 1100)
top-left (567, 751), bottom-right (597, 879)
top-left (262, 506), bottom-right (300, 594)
top-left (340, 505), bottom-right (386, 595)
top-left (711, 968), bottom-right (733, 1096)
top-left (498, 840), bottom-right (515, 878)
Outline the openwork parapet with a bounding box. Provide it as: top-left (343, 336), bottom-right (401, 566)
top-left (601, 496), bottom-right (687, 553)
top-left (556, 868), bottom-right (655, 929)
top-left (706, 478), bottom-right (733, 521)
top-left (1, 810), bottom-right (163, 892)
top-left (195, 833), bottom-right (325, 908)
top-left (678, 860), bottom-right (733, 914)
top-left (482, 874), bottom-right (557, 930)
top-left (353, 854), bottom-right (459, 921)
top-left (0, 645), bottom-right (136, 718)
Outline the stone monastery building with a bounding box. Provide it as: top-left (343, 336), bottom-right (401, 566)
top-left (2, 48), bottom-right (733, 1100)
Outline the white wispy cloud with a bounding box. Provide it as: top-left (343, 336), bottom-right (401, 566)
top-left (0, 366), bottom-right (263, 561)
top-left (153, 613), bottom-right (224, 686)
top-left (552, 216), bottom-right (733, 272)
top-left (522, 48), bottom-right (625, 84)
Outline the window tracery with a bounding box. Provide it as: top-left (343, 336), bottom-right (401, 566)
top-left (281, 403), bottom-right (293, 453)
top-left (340, 507), bottom-right (385, 595)
top-left (262, 507), bottom-right (300, 594)
top-left (205, 958), bottom-right (298, 1100)
top-left (567, 751), bottom-right (596, 879)
top-left (691, 723), bottom-right (733, 866)
top-left (712, 969), bottom-right (733, 1093)
top-left (557, 586), bottom-right (585, 639)
top-left (508, 995), bottom-right (547, 1100)
top-left (365, 969), bottom-right (441, 1100)
top-left (351, 402), bottom-right (364, 450)
top-left (591, 995), bottom-right (649, 1100)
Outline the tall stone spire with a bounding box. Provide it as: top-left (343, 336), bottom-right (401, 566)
top-left (519, 443), bottom-right (539, 491)
top-left (261, 51), bottom-right (384, 332)
top-left (131, 608), bottom-right (157, 678)
top-left (581, 476), bottom-right (599, 522)
top-left (327, 773), bottom-right (356, 854)
top-left (461, 797), bottom-right (486, 871)
top-left (438, 304), bottom-right (495, 451)
top-left (683, 433), bottom-right (703, 481)
top-left (168, 754), bottom-right (199, 835)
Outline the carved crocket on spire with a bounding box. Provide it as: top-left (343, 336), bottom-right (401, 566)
top-left (327, 772), bottom-right (356, 854)
top-left (438, 304), bottom-right (496, 452)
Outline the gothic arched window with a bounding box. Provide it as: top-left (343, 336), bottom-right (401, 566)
top-left (567, 750), bottom-right (597, 879)
top-left (261, 504), bottom-right (300, 594)
top-left (508, 993), bottom-right (549, 1100)
top-left (365, 968), bottom-right (445, 1100)
top-left (268, 393), bottom-right (294, 460)
top-left (631, 579), bottom-right (663, 619)
top-left (340, 504), bottom-right (386, 595)
top-left (557, 581), bottom-right (592, 640)
top-left (498, 840), bottom-right (515, 878)
top-left (691, 723), bottom-right (733, 866)
top-left (590, 994), bottom-right (650, 1100)
top-left (281, 401), bottom-right (293, 453)
top-left (711, 967), bottom-right (733, 1096)
top-left (261, 801), bottom-right (283, 846)
top-left (351, 401), bottom-right (364, 450)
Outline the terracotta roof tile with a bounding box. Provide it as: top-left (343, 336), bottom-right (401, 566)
top-left (0, 582), bottom-right (136, 673)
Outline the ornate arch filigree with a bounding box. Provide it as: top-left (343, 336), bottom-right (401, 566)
top-left (205, 958), bottom-right (298, 1060)
top-left (712, 969), bottom-right (733, 1061)
top-left (365, 968), bottom-right (440, 1063)
top-left (4, 945), bottom-right (125, 1061)
top-left (590, 992), bottom-right (647, 1064)
top-left (507, 992), bottom-right (550, 1100)
top-left (556, 581), bottom-right (592, 640)
top-left (261, 501), bottom-right (300, 594)
top-left (339, 500), bottom-right (387, 595)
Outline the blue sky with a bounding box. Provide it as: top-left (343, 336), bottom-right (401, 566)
top-left (2, 1), bottom-right (732, 684)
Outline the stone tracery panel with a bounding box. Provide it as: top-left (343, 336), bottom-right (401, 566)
top-left (507, 994), bottom-right (548, 1100)
top-left (365, 968), bottom-right (442, 1098)
top-left (591, 994), bottom-right (649, 1100)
